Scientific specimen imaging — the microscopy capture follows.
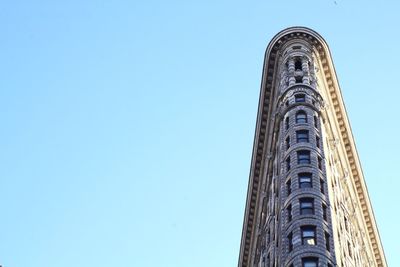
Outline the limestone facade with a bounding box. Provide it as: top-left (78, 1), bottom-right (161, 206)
top-left (238, 27), bottom-right (386, 267)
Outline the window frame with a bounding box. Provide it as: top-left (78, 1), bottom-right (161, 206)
top-left (299, 172), bottom-right (313, 188)
top-left (302, 257), bottom-right (319, 267)
top-left (296, 130), bottom-right (309, 143)
top-left (297, 150), bottom-right (311, 164)
top-left (296, 111), bottom-right (308, 123)
top-left (300, 198), bottom-right (314, 215)
top-left (301, 226), bottom-right (317, 245)
top-left (295, 94), bottom-right (306, 103)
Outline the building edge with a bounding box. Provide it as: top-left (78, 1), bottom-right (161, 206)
top-left (238, 26), bottom-right (387, 267)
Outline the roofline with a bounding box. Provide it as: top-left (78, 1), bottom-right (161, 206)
top-left (238, 27), bottom-right (387, 267)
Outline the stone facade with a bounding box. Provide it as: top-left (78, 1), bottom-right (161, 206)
top-left (238, 27), bottom-right (387, 267)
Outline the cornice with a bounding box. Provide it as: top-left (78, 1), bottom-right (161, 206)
top-left (238, 27), bottom-right (387, 267)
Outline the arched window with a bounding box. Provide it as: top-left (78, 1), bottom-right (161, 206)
top-left (296, 111), bottom-right (308, 123)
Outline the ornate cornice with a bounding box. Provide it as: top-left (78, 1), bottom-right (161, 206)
top-left (238, 27), bottom-right (387, 267)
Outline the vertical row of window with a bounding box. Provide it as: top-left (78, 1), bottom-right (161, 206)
top-left (284, 96), bottom-right (331, 267)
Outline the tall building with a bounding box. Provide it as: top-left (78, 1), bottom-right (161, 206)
top-left (238, 27), bottom-right (386, 267)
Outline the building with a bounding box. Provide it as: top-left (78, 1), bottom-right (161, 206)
top-left (238, 27), bottom-right (387, 267)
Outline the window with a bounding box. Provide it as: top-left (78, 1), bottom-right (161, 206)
top-left (296, 111), bottom-right (308, 123)
top-left (286, 179), bottom-right (292, 195)
top-left (288, 232), bottom-right (293, 252)
top-left (320, 178), bottom-right (325, 194)
top-left (313, 115), bottom-right (318, 128)
top-left (316, 136), bottom-right (320, 148)
top-left (287, 204), bottom-right (292, 222)
top-left (325, 231), bottom-right (330, 251)
top-left (286, 136), bottom-right (290, 150)
top-left (318, 156), bottom-right (323, 170)
top-left (296, 130), bottom-right (309, 143)
top-left (286, 157), bottom-right (291, 171)
top-left (301, 226), bottom-right (316, 245)
top-left (295, 60), bottom-right (302, 71)
top-left (299, 172), bottom-right (312, 188)
top-left (285, 100), bottom-right (289, 107)
top-left (286, 117), bottom-right (290, 130)
top-left (295, 76), bottom-right (303, 83)
top-left (323, 204), bottom-right (327, 221)
top-left (300, 198), bottom-right (314, 215)
top-left (297, 150), bottom-right (311, 164)
top-left (348, 241), bottom-right (352, 258)
top-left (302, 257), bottom-right (318, 267)
top-left (295, 94), bottom-right (306, 103)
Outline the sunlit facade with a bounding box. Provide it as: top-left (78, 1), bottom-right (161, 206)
top-left (238, 27), bottom-right (386, 267)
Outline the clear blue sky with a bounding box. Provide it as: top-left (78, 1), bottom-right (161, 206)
top-left (1, 1), bottom-right (399, 266)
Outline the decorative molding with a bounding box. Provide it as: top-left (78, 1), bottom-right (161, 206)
top-left (238, 27), bottom-right (387, 267)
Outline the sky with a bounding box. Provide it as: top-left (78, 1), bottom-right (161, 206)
top-left (0, 0), bottom-right (399, 266)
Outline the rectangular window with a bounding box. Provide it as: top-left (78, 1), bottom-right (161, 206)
top-left (320, 178), bottom-right (325, 194)
top-left (299, 173), bottom-right (312, 188)
top-left (286, 179), bottom-right (292, 195)
top-left (348, 241), bottom-right (352, 258)
top-left (323, 204), bottom-right (327, 221)
top-left (288, 232), bottom-right (293, 252)
top-left (302, 257), bottom-right (318, 267)
top-left (318, 156), bottom-right (322, 170)
top-left (286, 157), bottom-right (291, 171)
top-left (297, 150), bottom-right (311, 164)
top-left (296, 130), bottom-right (309, 143)
top-left (316, 136), bottom-right (320, 148)
top-left (296, 111), bottom-right (308, 123)
top-left (295, 94), bottom-right (306, 103)
top-left (325, 232), bottom-right (330, 251)
top-left (286, 117), bottom-right (290, 130)
top-left (286, 136), bottom-right (290, 150)
top-left (287, 204), bottom-right (292, 222)
top-left (313, 115), bottom-right (318, 128)
top-left (301, 226), bottom-right (316, 245)
top-left (300, 198), bottom-right (314, 215)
